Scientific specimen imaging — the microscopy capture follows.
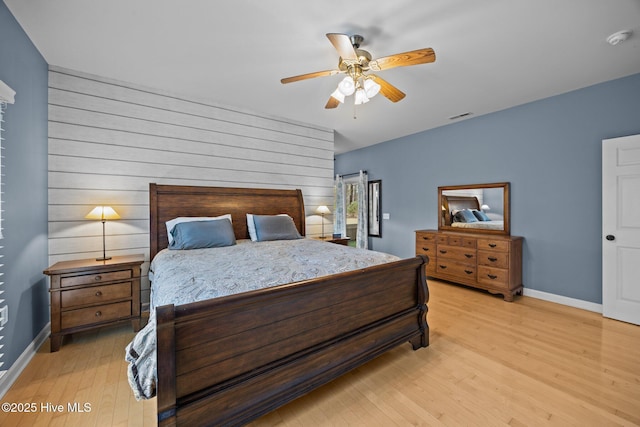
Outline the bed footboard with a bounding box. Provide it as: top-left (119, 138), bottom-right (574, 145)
top-left (156, 255), bottom-right (429, 426)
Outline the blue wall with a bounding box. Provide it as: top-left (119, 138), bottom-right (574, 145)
top-left (0, 2), bottom-right (49, 371)
top-left (336, 73), bottom-right (640, 304)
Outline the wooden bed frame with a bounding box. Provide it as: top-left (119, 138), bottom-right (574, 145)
top-left (149, 183), bottom-right (429, 426)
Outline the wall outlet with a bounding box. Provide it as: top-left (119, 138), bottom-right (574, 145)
top-left (382, 213), bottom-right (390, 220)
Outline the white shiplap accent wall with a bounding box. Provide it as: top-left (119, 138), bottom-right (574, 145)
top-left (48, 66), bottom-right (335, 306)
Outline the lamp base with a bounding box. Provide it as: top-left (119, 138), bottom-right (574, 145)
top-left (96, 256), bottom-right (112, 261)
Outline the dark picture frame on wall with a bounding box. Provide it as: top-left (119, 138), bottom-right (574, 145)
top-left (368, 180), bottom-right (381, 237)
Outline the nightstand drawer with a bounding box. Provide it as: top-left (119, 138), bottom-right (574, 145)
top-left (61, 282), bottom-right (132, 309)
top-left (61, 301), bottom-right (132, 330)
top-left (61, 270), bottom-right (132, 288)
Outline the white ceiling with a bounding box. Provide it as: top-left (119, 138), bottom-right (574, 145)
top-left (6, 0), bottom-right (640, 154)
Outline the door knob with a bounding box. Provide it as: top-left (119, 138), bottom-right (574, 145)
top-left (606, 235), bottom-right (615, 241)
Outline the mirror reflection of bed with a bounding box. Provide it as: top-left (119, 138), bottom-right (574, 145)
top-left (438, 182), bottom-right (510, 235)
top-left (442, 193), bottom-right (504, 231)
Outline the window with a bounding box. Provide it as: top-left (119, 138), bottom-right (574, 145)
top-left (0, 80), bottom-right (15, 377)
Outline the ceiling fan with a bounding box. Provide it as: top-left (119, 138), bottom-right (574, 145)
top-left (281, 33), bottom-right (436, 109)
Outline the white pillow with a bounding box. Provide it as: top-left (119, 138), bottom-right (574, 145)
top-left (166, 214), bottom-right (232, 245)
top-left (246, 213), bottom-right (291, 242)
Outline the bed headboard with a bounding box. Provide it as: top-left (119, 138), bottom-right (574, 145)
top-left (441, 194), bottom-right (480, 226)
top-left (149, 183), bottom-right (306, 260)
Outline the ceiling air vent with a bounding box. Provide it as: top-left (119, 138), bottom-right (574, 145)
top-left (448, 112), bottom-right (473, 120)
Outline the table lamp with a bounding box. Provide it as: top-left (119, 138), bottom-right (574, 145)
top-left (85, 206), bottom-right (120, 261)
top-left (316, 205), bottom-right (331, 239)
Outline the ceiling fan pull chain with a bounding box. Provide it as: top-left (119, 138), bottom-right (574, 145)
top-left (353, 103), bottom-right (357, 119)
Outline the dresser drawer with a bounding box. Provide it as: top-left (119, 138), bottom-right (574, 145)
top-left (477, 239), bottom-right (509, 252)
top-left (61, 270), bottom-right (133, 288)
top-left (437, 245), bottom-right (476, 263)
top-left (447, 236), bottom-right (477, 248)
top-left (434, 259), bottom-right (476, 279)
top-left (478, 250), bottom-right (509, 269)
top-left (61, 282), bottom-right (132, 309)
top-left (477, 266), bottom-right (509, 288)
top-left (61, 301), bottom-right (132, 330)
top-left (416, 242), bottom-right (436, 257)
top-left (416, 232), bottom-right (438, 243)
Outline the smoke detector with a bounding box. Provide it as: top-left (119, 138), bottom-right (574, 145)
top-left (606, 30), bottom-right (632, 46)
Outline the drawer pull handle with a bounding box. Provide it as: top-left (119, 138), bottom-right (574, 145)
top-left (422, 236), bottom-right (431, 240)
top-left (487, 274), bottom-right (498, 280)
top-left (464, 254), bottom-right (473, 258)
top-left (95, 291), bottom-right (103, 297)
top-left (422, 247), bottom-right (430, 252)
top-left (488, 243), bottom-right (497, 248)
top-left (439, 250), bottom-right (447, 254)
top-left (439, 265), bottom-right (447, 269)
top-left (464, 270), bottom-right (473, 275)
top-left (95, 311), bottom-right (102, 317)
top-left (488, 257), bottom-right (498, 262)
top-left (95, 275), bottom-right (102, 281)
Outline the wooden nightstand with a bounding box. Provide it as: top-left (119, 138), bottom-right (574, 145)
top-left (313, 236), bottom-right (351, 246)
top-left (44, 254), bottom-right (145, 352)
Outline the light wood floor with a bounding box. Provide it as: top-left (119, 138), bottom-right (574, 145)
top-left (2, 280), bottom-right (639, 426)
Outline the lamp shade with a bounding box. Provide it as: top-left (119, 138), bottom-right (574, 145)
top-left (329, 88), bottom-right (345, 103)
top-left (354, 88), bottom-right (370, 105)
top-left (316, 205), bottom-right (331, 215)
top-left (338, 76), bottom-right (355, 96)
top-left (481, 204), bottom-right (490, 211)
top-left (363, 78), bottom-right (381, 98)
top-left (85, 206), bottom-right (121, 221)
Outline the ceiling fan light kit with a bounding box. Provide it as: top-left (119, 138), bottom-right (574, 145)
top-left (281, 33), bottom-right (436, 110)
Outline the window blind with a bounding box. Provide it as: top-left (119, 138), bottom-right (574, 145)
top-left (0, 80), bottom-right (14, 377)
top-left (0, 101), bottom-right (5, 239)
top-left (0, 101), bottom-right (5, 375)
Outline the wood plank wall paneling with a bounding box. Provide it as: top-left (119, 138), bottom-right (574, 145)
top-left (48, 66), bottom-right (335, 307)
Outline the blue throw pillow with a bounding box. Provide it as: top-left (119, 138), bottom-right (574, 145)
top-left (169, 218), bottom-right (236, 250)
top-left (473, 210), bottom-right (491, 221)
top-left (253, 215), bottom-right (302, 241)
top-left (454, 209), bottom-right (478, 223)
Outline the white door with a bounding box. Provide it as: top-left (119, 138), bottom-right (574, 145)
top-left (602, 134), bottom-right (640, 325)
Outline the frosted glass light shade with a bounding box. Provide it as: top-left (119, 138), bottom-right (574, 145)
top-left (330, 88), bottom-right (345, 103)
top-left (363, 78), bottom-right (381, 98)
top-left (354, 88), bottom-right (370, 105)
top-left (338, 76), bottom-right (355, 96)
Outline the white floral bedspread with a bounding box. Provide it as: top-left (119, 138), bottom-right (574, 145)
top-left (125, 238), bottom-right (399, 399)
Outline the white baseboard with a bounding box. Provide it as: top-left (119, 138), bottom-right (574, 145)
top-left (0, 322), bottom-right (50, 400)
top-left (523, 288), bottom-right (603, 313)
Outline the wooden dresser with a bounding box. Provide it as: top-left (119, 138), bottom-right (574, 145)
top-left (44, 254), bottom-right (144, 351)
top-left (416, 230), bottom-right (523, 301)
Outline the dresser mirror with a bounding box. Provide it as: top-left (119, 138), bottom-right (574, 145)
top-left (438, 182), bottom-right (510, 235)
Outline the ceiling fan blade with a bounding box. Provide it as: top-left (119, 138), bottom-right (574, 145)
top-left (281, 69), bottom-right (339, 84)
top-left (326, 33), bottom-right (358, 60)
top-left (369, 48), bottom-right (435, 71)
top-left (325, 96), bottom-right (341, 109)
top-left (370, 75), bottom-right (406, 102)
